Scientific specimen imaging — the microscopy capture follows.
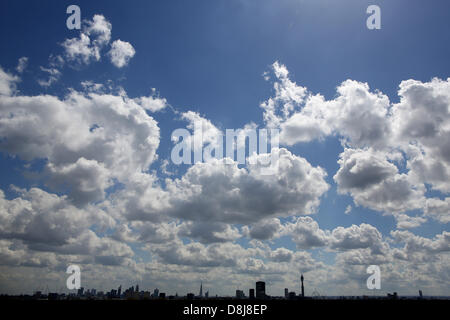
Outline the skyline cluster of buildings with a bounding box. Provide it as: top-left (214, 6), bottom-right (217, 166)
top-left (1, 275), bottom-right (308, 301)
top-left (235, 275), bottom-right (305, 301)
top-left (0, 274), bottom-right (443, 301)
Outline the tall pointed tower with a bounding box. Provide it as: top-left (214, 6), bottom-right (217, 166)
top-left (301, 274), bottom-right (304, 297)
top-left (199, 281), bottom-right (203, 297)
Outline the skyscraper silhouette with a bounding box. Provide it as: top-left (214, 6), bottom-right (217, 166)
top-left (256, 281), bottom-right (265, 299)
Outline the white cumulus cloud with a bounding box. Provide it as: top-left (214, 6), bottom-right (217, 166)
top-left (108, 40), bottom-right (136, 68)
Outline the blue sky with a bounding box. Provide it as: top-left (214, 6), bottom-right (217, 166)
top-left (0, 0), bottom-right (449, 296)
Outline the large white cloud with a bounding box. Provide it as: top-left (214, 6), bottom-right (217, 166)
top-left (0, 187), bottom-right (106, 245)
top-left (262, 62), bottom-right (450, 225)
top-left (0, 89), bottom-right (160, 206)
top-left (329, 224), bottom-right (386, 254)
top-left (163, 148), bottom-right (329, 224)
top-left (109, 147), bottom-right (329, 228)
top-left (0, 187), bottom-right (135, 266)
top-left (334, 148), bottom-right (425, 214)
top-left (261, 62), bottom-right (391, 148)
top-left (392, 78), bottom-right (450, 194)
